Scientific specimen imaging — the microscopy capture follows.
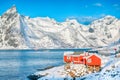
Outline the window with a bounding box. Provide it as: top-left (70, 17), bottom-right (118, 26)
top-left (67, 56), bottom-right (71, 59)
top-left (87, 59), bottom-right (92, 63)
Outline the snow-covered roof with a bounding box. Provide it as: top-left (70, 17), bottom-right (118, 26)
top-left (64, 51), bottom-right (74, 55)
top-left (72, 55), bottom-right (81, 57)
top-left (84, 53), bottom-right (101, 59)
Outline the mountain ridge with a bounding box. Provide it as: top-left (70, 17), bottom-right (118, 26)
top-left (0, 6), bottom-right (119, 49)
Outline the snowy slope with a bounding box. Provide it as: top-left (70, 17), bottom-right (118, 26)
top-left (0, 6), bottom-right (120, 49)
top-left (89, 15), bottom-right (120, 46)
top-left (79, 57), bottom-right (120, 80)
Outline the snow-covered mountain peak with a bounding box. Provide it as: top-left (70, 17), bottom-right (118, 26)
top-left (0, 6), bottom-right (28, 49)
top-left (0, 6), bottom-right (119, 49)
top-left (88, 15), bottom-right (120, 46)
top-left (40, 16), bottom-right (57, 23)
top-left (4, 5), bottom-right (17, 15)
top-left (64, 18), bottom-right (82, 28)
top-left (103, 15), bottom-right (116, 19)
top-left (91, 15), bottom-right (117, 25)
top-left (1, 5), bottom-right (19, 23)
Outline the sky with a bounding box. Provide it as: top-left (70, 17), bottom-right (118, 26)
top-left (0, 0), bottom-right (120, 24)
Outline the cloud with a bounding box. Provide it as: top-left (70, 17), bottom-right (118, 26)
top-left (67, 14), bottom-right (107, 25)
top-left (100, 14), bottom-right (106, 17)
top-left (113, 4), bottom-right (120, 10)
top-left (67, 16), bottom-right (96, 25)
top-left (113, 4), bottom-right (119, 7)
top-left (94, 3), bottom-right (102, 7)
top-left (78, 16), bottom-right (98, 24)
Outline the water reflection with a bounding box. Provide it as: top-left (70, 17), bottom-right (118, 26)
top-left (0, 51), bottom-right (63, 80)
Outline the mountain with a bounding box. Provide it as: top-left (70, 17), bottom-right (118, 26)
top-left (0, 6), bottom-right (119, 49)
top-left (89, 15), bottom-right (120, 44)
top-left (0, 6), bottom-right (27, 49)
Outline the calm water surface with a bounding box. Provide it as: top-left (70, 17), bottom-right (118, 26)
top-left (0, 50), bottom-right (64, 80)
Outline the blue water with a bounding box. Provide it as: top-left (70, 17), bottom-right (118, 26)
top-left (0, 49), bottom-right (91, 80)
top-left (0, 50), bottom-right (64, 80)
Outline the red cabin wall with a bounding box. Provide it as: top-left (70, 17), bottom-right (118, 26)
top-left (64, 54), bottom-right (101, 66)
top-left (72, 55), bottom-right (84, 64)
top-left (64, 55), bottom-right (72, 63)
top-left (86, 55), bottom-right (101, 66)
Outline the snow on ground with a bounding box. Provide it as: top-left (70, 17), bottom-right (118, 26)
top-left (33, 55), bottom-right (120, 80)
top-left (80, 58), bottom-right (120, 80)
top-left (36, 64), bottom-right (88, 80)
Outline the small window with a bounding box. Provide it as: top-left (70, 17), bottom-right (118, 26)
top-left (87, 59), bottom-right (92, 63)
top-left (67, 56), bottom-right (71, 59)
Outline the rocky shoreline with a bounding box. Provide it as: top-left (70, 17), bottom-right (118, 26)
top-left (28, 64), bottom-right (90, 80)
top-left (27, 66), bottom-right (55, 80)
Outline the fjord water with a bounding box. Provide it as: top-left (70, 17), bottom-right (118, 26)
top-left (0, 50), bottom-right (64, 80)
top-left (0, 49), bottom-right (91, 80)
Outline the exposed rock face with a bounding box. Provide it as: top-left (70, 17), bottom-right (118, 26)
top-left (0, 6), bottom-right (27, 49)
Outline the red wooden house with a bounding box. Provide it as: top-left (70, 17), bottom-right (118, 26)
top-left (86, 54), bottom-right (101, 66)
top-left (64, 52), bottom-right (74, 63)
top-left (63, 52), bottom-right (101, 67)
top-left (64, 55), bottom-right (72, 63)
top-left (64, 52), bottom-right (101, 72)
